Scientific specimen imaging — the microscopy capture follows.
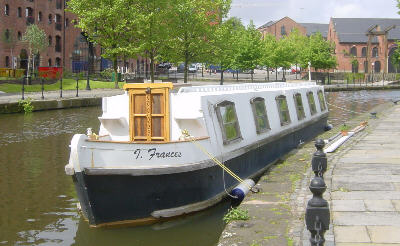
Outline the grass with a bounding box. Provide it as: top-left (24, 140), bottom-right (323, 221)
top-left (0, 79), bottom-right (124, 93)
top-left (223, 207), bottom-right (250, 223)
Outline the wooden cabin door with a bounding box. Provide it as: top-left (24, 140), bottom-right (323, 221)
top-left (129, 86), bottom-right (170, 142)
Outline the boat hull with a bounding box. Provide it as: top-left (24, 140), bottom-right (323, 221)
top-left (73, 115), bottom-right (328, 227)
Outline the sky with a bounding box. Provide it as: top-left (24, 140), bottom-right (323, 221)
top-left (229, 0), bottom-right (400, 27)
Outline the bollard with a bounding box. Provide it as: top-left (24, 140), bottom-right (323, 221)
top-left (311, 139), bottom-right (327, 177)
top-left (60, 78), bottom-right (63, 98)
top-left (41, 78), bottom-right (44, 99)
top-left (305, 139), bottom-right (330, 246)
top-left (76, 77), bottom-right (79, 97)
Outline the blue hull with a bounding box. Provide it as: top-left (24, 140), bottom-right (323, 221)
top-left (73, 116), bottom-right (328, 227)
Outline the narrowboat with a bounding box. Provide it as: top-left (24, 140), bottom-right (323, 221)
top-left (65, 82), bottom-right (329, 227)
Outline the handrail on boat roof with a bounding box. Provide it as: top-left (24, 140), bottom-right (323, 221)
top-left (177, 82), bottom-right (317, 93)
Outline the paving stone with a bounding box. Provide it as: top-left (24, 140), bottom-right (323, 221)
top-left (332, 191), bottom-right (400, 200)
top-left (333, 212), bottom-right (400, 226)
top-left (332, 200), bottom-right (366, 212)
top-left (392, 200), bottom-right (400, 211)
top-left (364, 200), bottom-right (395, 211)
top-left (334, 226), bottom-right (370, 243)
top-left (336, 243), bottom-right (400, 246)
top-left (332, 181), bottom-right (394, 191)
top-left (333, 175), bottom-right (400, 183)
top-left (368, 226), bottom-right (400, 243)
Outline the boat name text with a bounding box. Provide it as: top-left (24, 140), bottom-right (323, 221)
top-left (133, 148), bottom-right (182, 160)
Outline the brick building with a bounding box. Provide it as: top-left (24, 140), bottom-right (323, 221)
top-left (328, 18), bottom-right (400, 73)
top-left (258, 16), bottom-right (400, 73)
top-left (0, 0), bottom-right (146, 74)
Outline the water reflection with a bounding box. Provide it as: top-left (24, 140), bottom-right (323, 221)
top-left (0, 90), bottom-right (399, 245)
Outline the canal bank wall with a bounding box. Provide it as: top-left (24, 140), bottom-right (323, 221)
top-left (217, 101), bottom-right (397, 246)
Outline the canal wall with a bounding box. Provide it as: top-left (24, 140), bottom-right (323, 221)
top-left (217, 101), bottom-right (397, 246)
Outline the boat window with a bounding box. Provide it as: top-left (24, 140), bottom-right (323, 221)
top-left (250, 97), bottom-right (270, 134)
top-left (276, 95), bottom-right (291, 126)
top-left (293, 93), bottom-right (306, 120)
top-left (216, 101), bottom-right (242, 144)
top-left (307, 91), bottom-right (317, 115)
top-left (317, 90), bottom-right (327, 111)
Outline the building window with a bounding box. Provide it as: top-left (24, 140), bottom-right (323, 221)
top-left (372, 47), bottom-right (378, 57)
top-left (352, 62), bottom-right (359, 73)
top-left (281, 25), bottom-right (286, 36)
top-left (38, 11), bottom-right (42, 22)
top-left (56, 0), bottom-right (62, 9)
top-left (55, 35), bottom-right (61, 52)
top-left (18, 7), bottom-right (22, 17)
top-left (5, 56), bottom-right (10, 68)
top-left (18, 31), bottom-right (22, 40)
top-left (317, 90), bottom-right (327, 111)
top-left (361, 47), bottom-right (367, 57)
top-left (65, 18), bottom-right (69, 28)
top-left (4, 29), bottom-right (10, 40)
top-left (48, 35), bottom-right (52, 46)
top-left (4, 4), bottom-right (9, 16)
top-left (48, 14), bottom-right (53, 24)
top-left (307, 92), bottom-right (317, 115)
top-left (364, 61), bottom-right (368, 73)
top-left (215, 101), bottom-right (242, 144)
top-left (250, 97), bottom-right (270, 134)
top-left (55, 14), bottom-right (62, 31)
top-left (55, 57), bottom-right (61, 67)
top-left (276, 95), bottom-right (291, 125)
top-left (374, 61), bottom-right (381, 73)
top-left (350, 46), bottom-right (357, 57)
top-left (293, 93), bottom-right (306, 121)
top-left (48, 58), bottom-right (52, 67)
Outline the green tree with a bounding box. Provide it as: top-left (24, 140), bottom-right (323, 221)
top-left (235, 21), bottom-right (263, 82)
top-left (162, 0), bottom-right (231, 83)
top-left (22, 24), bottom-right (47, 79)
top-left (67, 0), bottom-right (140, 88)
top-left (390, 42), bottom-right (400, 73)
top-left (301, 32), bottom-right (337, 72)
top-left (2, 29), bottom-right (17, 68)
top-left (260, 34), bottom-right (278, 81)
top-left (211, 17), bottom-right (244, 84)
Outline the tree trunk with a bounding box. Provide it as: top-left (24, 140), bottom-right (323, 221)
top-left (251, 69), bottom-right (254, 82)
top-left (267, 67), bottom-right (270, 81)
top-left (113, 57), bottom-right (119, 89)
top-left (275, 67), bottom-right (278, 81)
top-left (150, 50), bottom-right (155, 83)
top-left (236, 70), bottom-right (238, 81)
top-left (220, 68), bottom-right (224, 85)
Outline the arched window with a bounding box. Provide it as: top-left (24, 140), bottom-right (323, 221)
top-left (18, 7), bottom-right (22, 17)
top-left (4, 4), bottom-right (9, 16)
top-left (276, 95), bottom-right (291, 125)
top-left (361, 47), bottom-right (367, 57)
top-left (250, 97), bottom-right (270, 133)
top-left (38, 11), bottom-right (42, 22)
top-left (55, 57), bottom-right (61, 67)
top-left (48, 14), bottom-right (52, 24)
top-left (372, 47), bottom-right (378, 57)
top-left (374, 61), bottom-right (381, 73)
top-left (307, 91), bottom-right (317, 115)
top-left (215, 101), bottom-right (242, 144)
top-left (55, 35), bottom-right (61, 52)
top-left (5, 56), bottom-right (10, 68)
top-left (18, 31), bottom-right (22, 41)
top-left (350, 46), bottom-right (357, 57)
top-left (281, 25), bottom-right (286, 36)
top-left (293, 93), bottom-right (305, 120)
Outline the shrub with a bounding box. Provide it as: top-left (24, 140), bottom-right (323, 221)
top-left (223, 207), bottom-right (250, 223)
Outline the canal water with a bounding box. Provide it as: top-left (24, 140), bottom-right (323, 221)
top-left (1, 90), bottom-right (399, 246)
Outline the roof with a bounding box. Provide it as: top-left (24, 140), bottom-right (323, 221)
top-left (299, 23), bottom-right (329, 38)
top-left (258, 21), bottom-right (276, 29)
top-left (332, 18), bottom-right (400, 43)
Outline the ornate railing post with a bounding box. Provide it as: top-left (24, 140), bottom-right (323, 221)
top-left (305, 139), bottom-right (330, 246)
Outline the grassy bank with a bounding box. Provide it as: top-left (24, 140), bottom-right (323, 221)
top-left (0, 79), bottom-right (124, 93)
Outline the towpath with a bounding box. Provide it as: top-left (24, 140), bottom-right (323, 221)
top-left (218, 103), bottom-right (400, 245)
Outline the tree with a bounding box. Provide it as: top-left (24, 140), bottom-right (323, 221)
top-left (161, 0), bottom-right (231, 83)
top-left (301, 32), bottom-right (337, 72)
top-left (390, 42), bottom-right (400, 73)
top-left (211, 17), bottom-right (244, 84)
top-left (260, 34), bottom-right (278, 81)
top-left (68, 0), bottom-right (141, 88)
top-left (235, 21), bottom-right (263, 82)
top-left (22, 24), bottom-right (47, 80)
top-left (2, 29), bottom-right (17, 68)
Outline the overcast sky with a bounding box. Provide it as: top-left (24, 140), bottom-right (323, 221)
top-left (229, 0), bottom-right (400, 27)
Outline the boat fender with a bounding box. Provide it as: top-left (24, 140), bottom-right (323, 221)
top-left (324, 124), bottom-right (333, 131)
top-left (230, 179), bottom-right (255, 203)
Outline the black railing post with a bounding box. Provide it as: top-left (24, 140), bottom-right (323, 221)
top-left (60, 77), bottom-right (63, 98)
top-left (76, 77), bottom-right (79, 97)
top-left (22, 76), bottom-right (25, 100)
top-left (41, 78), bottom-right (44, 99)
top-left (305, 139), bottom-right (330, 246)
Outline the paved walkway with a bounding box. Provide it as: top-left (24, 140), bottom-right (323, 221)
top-left (301, 105), bottom-right (400, 245)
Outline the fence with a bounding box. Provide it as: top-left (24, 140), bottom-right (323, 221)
top-left (308, 72), bottom-right (400, 85)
